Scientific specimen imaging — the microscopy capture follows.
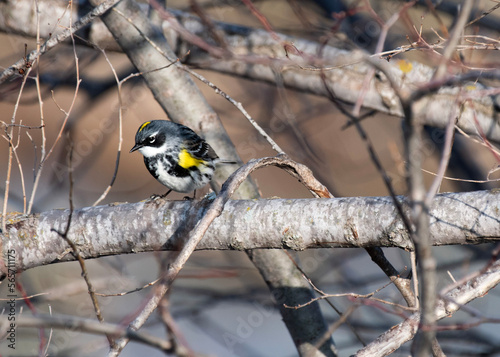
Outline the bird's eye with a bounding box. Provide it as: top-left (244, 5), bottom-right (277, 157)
top-left (148, 135), bottom-right (156, 144)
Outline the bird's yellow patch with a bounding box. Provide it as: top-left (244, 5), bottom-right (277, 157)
top-left (139, 121), bottom-right (151, 132)
top-left (178, 149), bottom-right (204, 169)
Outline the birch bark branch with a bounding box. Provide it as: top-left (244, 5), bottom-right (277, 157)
top-left (2, 189), bottom-right (499, 276)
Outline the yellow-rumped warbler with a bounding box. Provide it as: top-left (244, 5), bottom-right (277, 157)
top-left (130, 120), bottom-right (231, 197)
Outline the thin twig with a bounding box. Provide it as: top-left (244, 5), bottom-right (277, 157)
top-left (355, 251), bottom-right (500, 356)
top-left (284, 251), bottom-right (367, 346)
top-left (50, 140), bottom-right (106, 327)
top-left (95, 278), bottom-right (160, 297)
top-left (285, 290), bottom-right (416, 312)
top-left (44, 305), bottom-right (54, 356)
top-left (91, 48), bottom-right (123, 207)
top-left (421, 167), bottom-right (499, 183)
top-left (433, 0), bottom-right (474, 79)
top-left (314, 305), bottom-right (359, 354)
top-left (4, 314), bottom-right (173, 353)
top-left (157, 295), bottom-right (194, 356)
top-left (424, 100), bottom-right (460, 205)
top-left (28, 65), bottom-right (82, 213)
top-left (365, 247), bottom-right (416, 308)
top-left (465, 1), bottom-right (500, 27)
top-left (319, 71), bottom-right (413, 234)
top-left (352, 1), bottom-right (415, 117)
top-left (2, 65), bottom-right (32, 233)
top-left (186, 69), bottom-right (286, 154)
top-left (10, 123), bottom-right (27, 213)
top-left (410, 251), bottom-right (419, 309)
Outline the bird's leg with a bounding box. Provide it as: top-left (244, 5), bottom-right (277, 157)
top-left (149, 189), bottom-right (172, 201)
top-left (183, 189), bottom-right (196, 201)
top-left (160, 189), bottom-right (173, 198)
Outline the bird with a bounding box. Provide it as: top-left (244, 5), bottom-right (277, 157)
top-left (130, 120), bottom-right (231, 198)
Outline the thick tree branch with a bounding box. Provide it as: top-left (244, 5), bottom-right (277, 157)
top-left (2, 189), bottom-right (499, 277)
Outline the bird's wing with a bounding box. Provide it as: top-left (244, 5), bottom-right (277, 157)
top-left (184, 136), bottom-right (219, 161)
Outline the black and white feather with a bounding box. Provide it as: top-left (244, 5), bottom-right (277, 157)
top-left (130, 120), bottom-right (228, 194)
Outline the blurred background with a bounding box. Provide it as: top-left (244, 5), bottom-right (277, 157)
top-left (1, 0), bottom-right (500, 356)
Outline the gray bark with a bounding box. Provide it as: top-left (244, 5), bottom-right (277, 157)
top-left (3, 190), bottom-right (500, 274)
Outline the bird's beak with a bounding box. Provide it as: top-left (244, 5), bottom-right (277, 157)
top-left (130, 143), bottom-right (142, 153)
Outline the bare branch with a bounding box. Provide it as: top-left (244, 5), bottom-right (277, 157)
top-left (433, 0), bottom-right (474, 80)
top-left (0, 0), bottom-right (121, 84)
top-left (1, 313), bottom-right (175, 353)
top-left (2, 188), bottom-right (500, 277)
top-left (355, 255), bottom-right (500, 357)
top-left (365, 247), bottom-right (416, 307)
